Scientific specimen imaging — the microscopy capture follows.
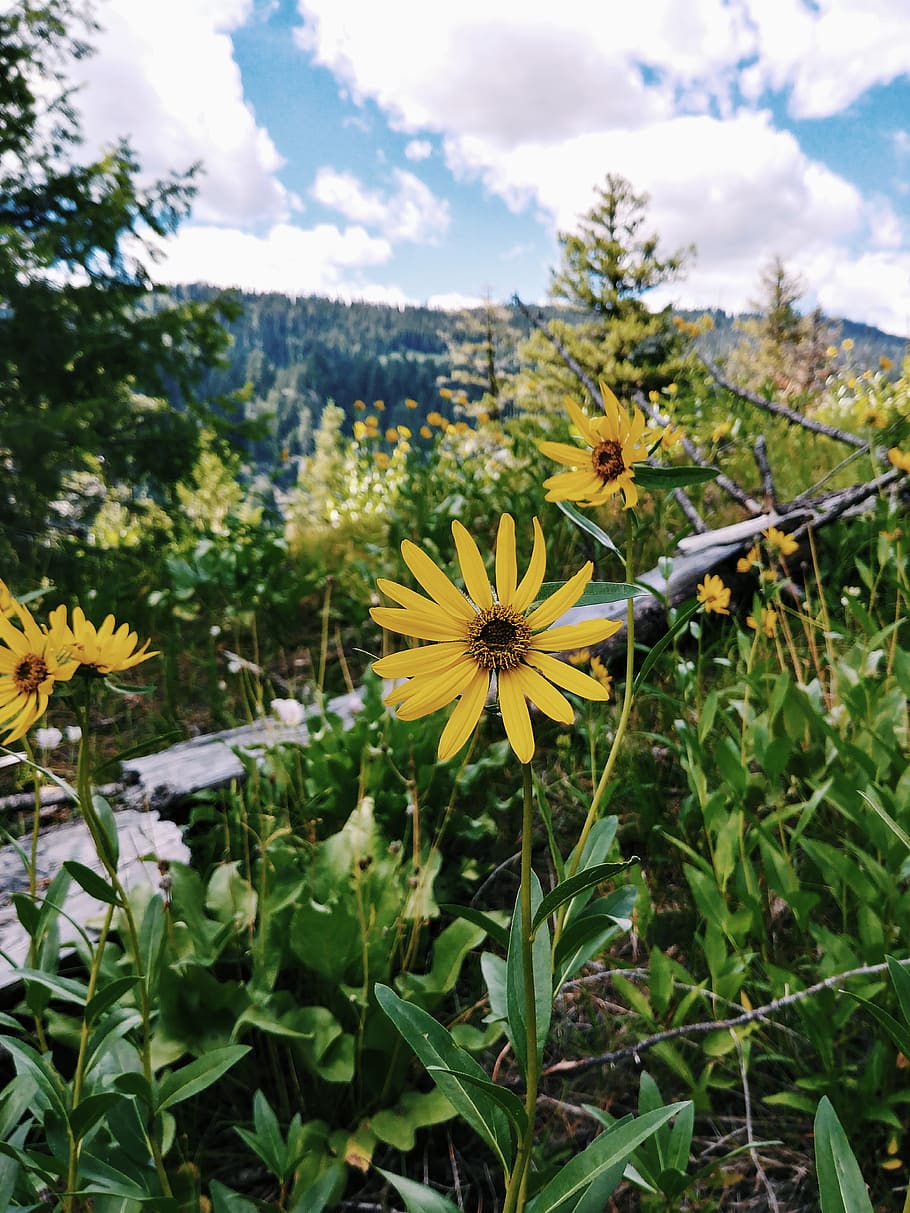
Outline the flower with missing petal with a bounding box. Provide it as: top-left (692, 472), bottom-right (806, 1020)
top-left (0, 602), bottom-right (77, 744)
top-left (763, 527), bottom-right (798, 558)
top-left (370, 514), bottom-right (623, 763)
top-left (747, 606), bottom-right (778, 638)
top-left (697, 574), bottom-right (731, 615)
top-left (736, 545), bottom-right (760, 575)
top-left (539, 383), bottom-right (649, 510)
top-left (49, 606), bottom-right (158, 676)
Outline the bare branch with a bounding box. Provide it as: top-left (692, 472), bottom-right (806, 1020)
top-left (754, 435), bottom-right (777, 511)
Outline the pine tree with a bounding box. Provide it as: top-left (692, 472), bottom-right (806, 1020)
top-left (519, 174), bottom-right (693, 409)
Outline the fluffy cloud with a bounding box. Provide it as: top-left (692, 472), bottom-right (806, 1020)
top-left (311, 167), bottom-right (450, 242)
top-left (404, 139), bottom-right (433, 161)
top-left (73, 0), bottom-right (292, 225)
top-left (152, 222), bottom-right (392, 296)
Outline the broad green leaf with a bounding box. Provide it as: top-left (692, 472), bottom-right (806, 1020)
top-left (63, 860), bottom-right (121, 905)
top-left (632, 601), bottom-right (700, 695)
top-left (13, 968), bottom-right (88, 1006)
top-left (555, 499), bottom-right (622, 558)
top-left (11, 892), bottom-right (39, 935)
top-left (156, 1045), bottom-right (250, 1113)
top-left (532, 862), bottom-right (635, 935)
top-left (69, 1091), bottom-right (124, 1142)
top-left (233, 1090), bottom-right (286, 1178)
top-left (375, 984), bottom-right (514, 1173)
top-left (210, 1181), bottom-right (260, 1213)
top-left (814, 1097), bottom-right (874, 1213)
top-left (888, 956), bottom-right (910, 1026)
top-left (89, 793), bottom-right (120, 869)
top-left (85, 976), bottom-right (139, 1026)
top-left (375, 1167), bottom-right (461, 1213)
top-left (0, 1037), bottom-right (69, 1121)
top-left (427, 1067), bottom-right (527, 1137)
top-left (535, 581), bottom-right (645, 607)
top-left (398, 917), bottom-right (489, 1004)
top-left (554, 889), bottom-right (636, 987)
top-left (842, 991), bottom-right (910, 1060)
top-left (288, 1164), bottom-right (345, 1213)
top-left (633, 464), bottom-right (719, 489)
top-left (438, 903), bottom-right (508, 951)
top-left (371, 1087), bottom-right (455, 1151)
top-left (526, 1104), bottom-right (690, 1213)
top-left (506, 873), bottom-right (552, 1079)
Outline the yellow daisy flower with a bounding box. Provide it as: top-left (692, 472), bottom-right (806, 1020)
top-left (405, 397), bottom-right (419, 409)
top-left (385, 427), bottom-right (398, 443)
top-left (881, 356), bottom-right (894, 371)
top-left (589, 654), bottom-right (612, 697)
top-left (763, 527), bottom-right (798, 557)
top-left (426, 411), bottom-right (445, 427)
top-left (888, 447), bottom-right (910, 474)
top-left (736, 545), bottom-right (760, 574)
top-left (419, 425), bottom-right (433, 439)
top-left (539, 383), bottom-right (649, 510)
top-left (697, 574), bottom-right (731, 615)
top-left (747, 606), bottom-right (778, 638)
top-left (0, 602), bottom-right (78, 743)
top-left (370, 514), bottom-right (623, 763)
top-left (49, 606), bottom-right (158, 676)
top-left (711, 420), bottom-right (732, 443)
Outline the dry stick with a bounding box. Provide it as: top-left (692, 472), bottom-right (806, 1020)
top-left (789, 466), bottom-right (904, 540)
top-left (754, 435), bottom-right (777, 512)
top-left (633, 391), bottom-right (764, 515)
top-left (700, 356), bottom-right (868, 450)
top-left (732, 1029), bottom-right (781, 1213)
top-left (542, 956), bottom-right (906, 1077)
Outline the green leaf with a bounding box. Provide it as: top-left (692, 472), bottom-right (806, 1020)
top-left (375, 984), bottom-right (514, 1173)
top-left (0, 1037), bottom-right (69, 1121)
top-left (89, 793), bottom-right (120, 868)
top-left (814, 1097), bottom-right (874, 1213)
top-left (13, 968), bottom-right (88, 1006)
top-left (11, 892), bottom-right (39, 935)
top-left (632, 601), bottom-right (700, 695)
top-left (370, 1087), bottom-right (455, 1152)
top-left (535, 581), bottom-right (645, 607)
top-left (555, 499), bottom-right (622, 559)
top-left (69, 1092), bottom-right (124, 1143)
top-left (210, 1180), bottom-right (261, 1213)
top-left (156, 1045), bottom-right (250, 1113)
top-left (532, 862), bottom-right (635, 936)
top-left (842, 990), bottom-right (910, 1059)
top-left (632, 464), bottom-right (720, 489)
top-left (85, 976), bottom-right (139, 1027)
top-left (374, 1167), bottom-right (461, 1213)
top-left (139, 894), bottom-right (166, 991)
top-left (63, 860), bottom-right (121, 905)
top-left (527, 1104), bottom-right (691, 1213)
top-left (427, 1067), bottom-right (527, 1137)
top-left (506, 873), bottom-right (552, 1079)
top-left (888, 956), bottom-right (910, 1026)
top-left (438, 904), bottom-right (508, 951)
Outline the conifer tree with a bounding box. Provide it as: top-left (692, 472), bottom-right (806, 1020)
top-left (520, 174), bottom-right (693, 409)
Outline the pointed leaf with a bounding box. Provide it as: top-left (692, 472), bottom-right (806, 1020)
top-left (69, 1092), bottom-right (125, 1143)
top-left (814, 1097), bottom-right (874, 1213)
top-left (842, 990), bottom-right (910, 1059)
top-left (887, 955), bottom-right (910, 1026)
top-left (633, 601), bottom-right (700, 694)
top-left (427, 1067), bottom-right (527, 1137)
top-left (506, 873), bottom-right (552, 1079)
top-left (63, 861), bottom-right (121, 906)
top-left (532, 863), bottom-right (635, 935)
top-left (535, 582), bottom-right (645, 608)
top-left (85, 976), bottom-right (139, 1026)
top-left (555, 499), bottom-right (622, 558)
top-left (375, 1167), bottom-right (461, 1213)
top-left (156, 1046), bottom-right (250, 1113)
top-left (89, 793), bottom-right (120, 868)
top-left (633, 464), bottom-right (719, 489)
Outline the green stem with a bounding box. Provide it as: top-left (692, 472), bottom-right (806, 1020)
top-left (502, 763), bottom-right (539, 1213)
top-left (74, 699), bottom-right (174, 1200)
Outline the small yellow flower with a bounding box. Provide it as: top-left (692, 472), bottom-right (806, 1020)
top-left (860, 407), bottom-right (886, 429)
top-left (711, 421), bottom-right (732, 443)
top-left (697, 574), bottom-right (731, 615)
top-left (405, 397), bottom-right (419, 409)
top-left (539, 383), bottom-right (649, 510)
top-left (667, 383), bottom-right (678, 396)
top-left (881, 356), bottom-right (894, 371)
top-left (353, 420), bottom-right (368, 440)
top-left (589, 655), bottom-right (612, 697)
top-left (427, 411), bottom-right (445, 427)
top-left (760, 568), bottom-right (778, 584)
top-left (419, 425), bottom-right (433, 439)
top-left (354, 399), bottom-right (366, 411)
top-left (842, 338), bottom-right (854, 351)
top-left (0, 602), bottom-right (78, 743)
top-left (365, 415), bottom-right (378, 428)
top-left (370, 514), bottom-right (623, 763)
top-left (826, 345), bottom-right (839, 358)
top-left (763, 527), bottom-right (798, 557)
top-left (385, 428), bottom-right (398, 443)
top-left (439, 388), bottom-right (453, 400)
top-left (477, 411), bottom-right (490, 425)
top-left (888, 448), bottom-right (910, 474)
top-left (49, 606), bottom-right (158, 677)
top-left (661, 425), bottom-right (685, 449)
top-left (398, 424), bottom-right (412, 440)
top-left (374, 451), bottom-right (390, 470)
top-left (567, 648), bottom-right (590, 667)
top-left (736, 545), bottom-right (760, 575)
top-left (648, 390), bottom-right (661, 404)
top-left (374, 400), bottom-right (386, 411)
top-left (747, 606), bottom-right (778, 638)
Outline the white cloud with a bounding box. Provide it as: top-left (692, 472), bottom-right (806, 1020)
top-left (404, 139), bottom-right (433, 161)
top-left (152, 222), bottom-right (392, 296)
top-left (810, 251), bottom-right (910, 334)
top-left (311, 167), bottom-right (450, 242)
top-left (73, 0), bottom-right (292, 225)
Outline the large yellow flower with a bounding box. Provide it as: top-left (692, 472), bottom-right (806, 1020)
top-left (370, 515), bottom-right (623, 763)
top-left (49, 606), bottom-right (158, 676)
top-left (539, 383), bottom-right (649, 509)
top-left (0, 602), bottom-right (77, 744)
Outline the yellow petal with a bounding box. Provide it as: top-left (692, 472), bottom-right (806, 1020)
top-left (512, 664), bottom-right (574, 724)
top-left (564, 395), bottom-right (600, 446)
top-left (452, 522), bottom-right (493, 609)
top-left (401, 540), bottom-right (475, 621)
top-left (525, 651), bottom-right (611, 701)
top-left (542, 469), bottom-right (604, 501)
top-left (526, 562), bottom-right (593, 630)
top-left (531, 619), bottom-right (623, 652)
top-left (512, 517), bottom-right (546, 613)
top-left (376, 577), bottom-right (443, 613)
top-left (373, 641), bottom-right (468, 680)
top-left (370, 607), bottom-right (467, 642)
top-left (538, 440), bottom-right (591, 468)
top-left (495, 514), bottom-right (518, 604)
top-left (393, 658), bottom-right (479, 720)
top-left (497, 671), bottom-right (535, 764)
top-left (437, 669), bottom-right (490, 760)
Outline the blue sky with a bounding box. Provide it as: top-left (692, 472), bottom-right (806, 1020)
top-left (73, 0), bottom-right (910, 334)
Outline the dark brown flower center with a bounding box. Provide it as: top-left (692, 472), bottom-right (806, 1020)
top-left (13, 654), bottom-right (48, 695)
top-left (467, 603), bottom-right (532, 671)
top-left (591, 438), bottom-right (627, 484)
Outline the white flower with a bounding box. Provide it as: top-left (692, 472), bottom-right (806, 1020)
top-left (35, 727), bottom-right (63, 751)
top-left (270, 698), bottom-right (306, 726)
top-left (65, 725), bottom-right (82, 744)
